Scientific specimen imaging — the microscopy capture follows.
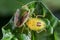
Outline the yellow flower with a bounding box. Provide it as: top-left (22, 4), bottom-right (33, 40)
top-left (26, 18), bottom-right (46, 31)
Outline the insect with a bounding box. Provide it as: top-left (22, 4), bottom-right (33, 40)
top-left (14, 8), bottom-right (30, 27)
top-left (13, 3), bottom-right (46, 32)
top-left (26, 18), bottom-right (46, 32)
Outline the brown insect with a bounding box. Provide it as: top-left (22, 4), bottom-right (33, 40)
top-left (14, 9), bottom-right (30, 27)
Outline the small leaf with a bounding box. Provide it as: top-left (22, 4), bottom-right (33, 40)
top-left (1, 28), bottom-right (14, 40)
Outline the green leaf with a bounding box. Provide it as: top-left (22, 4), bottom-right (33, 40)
top-left (54, 21), bottom-right (60, 40)
top-left (1, 28), bottom-right (14, 40)
top-left (19, 34), bottom-right (31, 40)
top-left (25, 1), bottom-right (59, 40)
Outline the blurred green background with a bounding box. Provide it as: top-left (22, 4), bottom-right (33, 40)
top-left (0, 0), bottom-right (60, 17)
